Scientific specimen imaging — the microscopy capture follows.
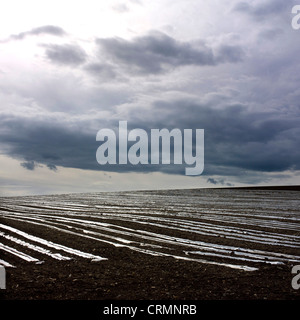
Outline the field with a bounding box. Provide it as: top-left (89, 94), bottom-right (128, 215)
top-left (0, 187), bottom-right (299, 300)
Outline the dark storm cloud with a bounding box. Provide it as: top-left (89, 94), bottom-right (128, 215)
top-left (117, 100), bottom-right (300, 174)
top-left (0, 115), bottom-right (98, 171)
top-left (20, 160), bottom-right (38, 170)
top-left (1, 25), bottom-right (66, 42)
top-left (42, 44), bottom-right (87, 66)
top-left (1, 98), bottom-right (299, 178)
top-left (95, 32), bottom-right (244, 74)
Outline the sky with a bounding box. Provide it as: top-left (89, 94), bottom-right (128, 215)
top-left (0, 0), bottom-right (300, 196)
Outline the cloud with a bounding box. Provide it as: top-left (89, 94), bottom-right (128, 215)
top-left (207, 177), bottom-right (218, 185)
top-left (214, 44), bottom-right (245, 63)
top-left (84, 63), bottom-right (118, 80)
top-left (0, 115), bottom-right (97, 171)
top-left (129, 0), bottom-right (142, 5)
top-left (95, 31), bottom-right (244, 74)
top-left (20, 160), bottom-right (38, 170)
top-left (47, 164), bottom-right (58, 171)
top-left (112, 3), bottom-right (129, 13)
top-left (1, 25), bottom-right (66, 42)
top-left (112, 0), bottom-right (142, 13)
top-left (42, 43), bottom-right (87, 66)
top-left (0, 3), bottom-right (299, 192)
top-left (233, 0), bottom-right (293, 19)
top-left (1, 95), bottom-right (299, 180)
top-left (257, 28), bottom-right (283, 41)
top-left (207, 178), bottom-right (233, 186)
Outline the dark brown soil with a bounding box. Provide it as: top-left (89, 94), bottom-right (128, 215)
top-left (1, 187), bottom-right (299, 304)
top-left (1, 234), bottom-right (298, 301)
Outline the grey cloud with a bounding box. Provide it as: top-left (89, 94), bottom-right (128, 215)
top-left (122, 100), bottom-right (300, 174)
top-left (1, 25), bottom-right (66, 42)
top-left (1, 2), bottom-right (299, 193)
top-left (257, 28), bottom-right (283, 41)
top-left (207, 178), bottom-right (218, 185)
top-left (233, 0), bottom-right (293, 19)
top-left (43, 44), bottom-right (87, 66)
top-left (1, 115), bottom-right (98, 171)
top-left (233, 2), bottom-right (251, 13)
top-left (1, 96), bottom-right (299, 181)
top-left (84, 63), bottom-right (118, 80)
top-left (47, 164), bottom-right (58, 171)
top-left (214, 44), bottom-right (245, 63)
top-left (0, 70), bottom-right (132, 114)
top-left (20, 160), bottom-right (38, 170)
top-left (95, 32), bottom-right (244, 74)
top-left (207, 178), bottom-right (233, 186)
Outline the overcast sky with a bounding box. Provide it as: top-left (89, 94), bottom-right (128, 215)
top-left (0, 0), bottom-right (300, 196)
